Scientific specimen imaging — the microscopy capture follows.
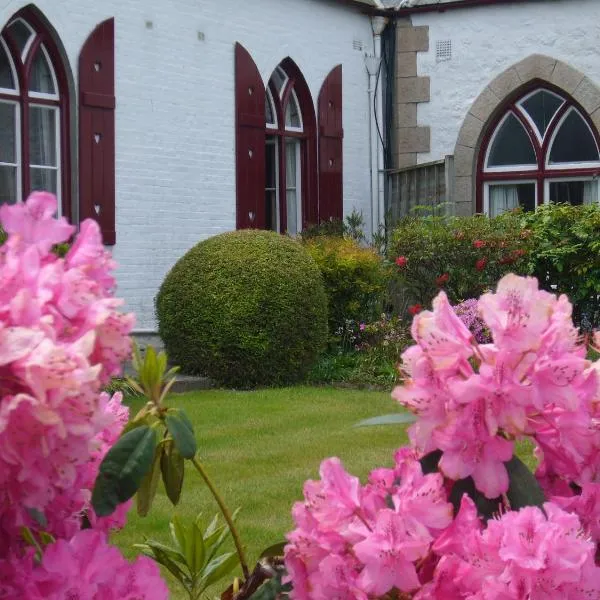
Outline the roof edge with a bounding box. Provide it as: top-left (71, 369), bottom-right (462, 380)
top-left (370, 0), bottom-right (531, 17)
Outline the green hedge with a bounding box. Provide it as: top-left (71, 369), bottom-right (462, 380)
top-left (156, 230), bottom-right (328, 388)
top-left (388, 212), bottom-right (531, 310)
top-left (303, 236), bottom-right (388, 334)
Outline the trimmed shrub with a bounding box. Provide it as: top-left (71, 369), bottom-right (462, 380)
top-left (388, 212), bottom-right (531, 311)
top-left (156, 230), bottom-right (328, 388)
top-left (303, 236), bottom-right (388, 334)
top-left (521, 202), bottom-right (600, 329)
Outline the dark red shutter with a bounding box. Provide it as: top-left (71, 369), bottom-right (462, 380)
top-left (78, 18), bottom-right (116, 245)
top-left (318, 65), bottom-right (343, 223)
top-left (235, 43), bottom-right (266, 229)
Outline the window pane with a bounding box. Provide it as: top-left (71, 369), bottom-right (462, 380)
top-left (285, 93), bottom-right (301, 129)
top-left (30, 167), bottom-right (57, 194)
top-left (6, 19), bottom-right (33, 56)
top-left (265, 94), bottom-right (275, 125)
top-left (265, 138), bottom-right (277, 231)
top-left (0, 166), bottom-right (17, 204)
top-left (0, 43), bottom-right (15, 89)
top-left (29, 106), bottom-right (57, 166)
top-left (286, 139), bottom-right (299, 235)
top-left (270, 67), bottom-right (287, 96)
top-left (521, 90), bottom-right (563, 139)
top-left (0, 102), bottom-right (16, 163)
top-left (489, 183), bottom-right (535, 216)
top-left (487, 113), bottom-right (536, 167)
top-left (549, 180), bottom-right (598, 205)
top-left (29, 45), bottom-right (56, 95)
top-left (549, 109), bottom-right (599, 164)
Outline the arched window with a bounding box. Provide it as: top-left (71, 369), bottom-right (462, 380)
top-left (265, 63), bottom-right (309, 235)
top-left (478, 87), bottom-right (600, 215)
top-left (0, 11), bottom-right (69, 213)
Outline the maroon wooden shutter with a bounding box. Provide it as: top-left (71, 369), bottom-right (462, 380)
top-left (318, 65), bottom-right (343, 223)
top-left (235, 43), bottom-right (266, 229)
top-left (79, 18), bottom-right (116, 245)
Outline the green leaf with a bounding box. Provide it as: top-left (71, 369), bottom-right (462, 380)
top-left (449, 477), bottom-right (502, 521)
top-left (134, 540), bottom-right (186, 566)
top-left (170, 516), bottom-right (188, 554)
top-left (92, 425), bottom-right (158, 517)
top-left (26, 507), bottom-right (47, 528)
top-left (201, 552), bottom-right (239, 589)
top-left (149, 545), bottom-right (189, 584)
top-left (259, 541), bottom-right (287, 559)
top-left (248, 572), bottom-right (292, 600)
top-left (161, 440), bottom-right (185, 505)
top-left (165, 409), bottom-right (197, 459)
top-left (419, 449), bottom-right (442, 475)
top-left (506, 455), bottom-right (546, 511)
top-left (191, 523), bottom-right (206, 574)
top-left (354, 413), bottom-right (417, 428)
top-left (137, 444), bottom-right (163, 517)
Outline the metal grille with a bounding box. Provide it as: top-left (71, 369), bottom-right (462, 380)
top-left (387, 157), bottom-right (454, 221)
top-left (436, 40), bottom-right (452, 62)
top-left (352, 39), bottom-right (364, 52)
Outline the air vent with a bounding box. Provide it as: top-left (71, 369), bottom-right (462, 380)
top-left (436, 40), bottom-right (452, 62)
top-left (353, 39), bottom-right (364, 52)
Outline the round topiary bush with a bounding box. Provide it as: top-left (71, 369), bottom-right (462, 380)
top-left (156, 230), bottom-right (328, 388)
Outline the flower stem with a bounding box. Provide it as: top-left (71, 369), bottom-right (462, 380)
top-left (191, 456), bottom-right (250, 580)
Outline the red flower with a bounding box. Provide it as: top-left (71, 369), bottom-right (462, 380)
top-left (408, 304), bottom-right (423, 316)
top-left (395, 256), bottom-right (408, 268)
top-left (475, 258), bottom-right (487, 271)
top-left (473, 239), bottom-right (486, 249)
top-left (436, 273), bottom-right (450, 286)
top-left (513, 248), bottom-right (526, 258)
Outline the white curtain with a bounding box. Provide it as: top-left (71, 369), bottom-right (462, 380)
top-left (285, 140), bottom-right (298, 235)
top-left (583, 180), bottom-right (597, 205)
top-left (489, 185), bottom-right (519, 217)
top-left (29, 106), bottom-right (57, 193)
top-left (0, 102), bottom-right (17, 204)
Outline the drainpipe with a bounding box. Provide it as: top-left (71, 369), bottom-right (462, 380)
top-left (365, 7), bottom-right (387, 239)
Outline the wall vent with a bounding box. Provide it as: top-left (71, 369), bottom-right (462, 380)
top-left (436, 40), bottom-right (452, 62)
top-left (353, 39), bottom-right (364, 52)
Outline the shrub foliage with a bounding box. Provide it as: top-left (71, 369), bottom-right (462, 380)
top-left (156, 230), bottom-right (328, 388)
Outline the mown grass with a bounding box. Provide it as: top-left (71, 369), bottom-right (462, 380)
top-left (112, 386), bottom-right (408, 598)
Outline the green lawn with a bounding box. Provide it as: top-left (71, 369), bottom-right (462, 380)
top-left (112, 386), bottom-right (408, 598)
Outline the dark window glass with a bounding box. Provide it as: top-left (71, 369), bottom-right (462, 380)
top-left (549, 109), bottom-right (599, 164)
top-left (0, 44), bottom-right (15, 89)
top-left (521, 90), bottom-right (563, 139)
top-left (6, 20), bottom-right (32, 55)
top-left (488, 113), bottom-right (536, 167)
top-left (549, 180), bottom-right (597, 205)
top-left (265, 138), bottom-right (277, 231)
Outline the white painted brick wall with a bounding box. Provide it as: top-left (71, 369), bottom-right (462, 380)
top-left (1, 0), bottom-right (374, 329)
top-left (413, 0), bottom-right (600, 164)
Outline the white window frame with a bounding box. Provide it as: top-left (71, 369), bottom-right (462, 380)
top-left (0, 98), bottom-right (22, 204)
top-left (266, 86), bottom-right (277, 130)
top-left (516, 88), bottom-right (564, 144)
top-left (28, 103), bottom-right (61, 209)
top-left (284, 89), bottom-right (304, 133)
top-left (7, 18), bottom-right (35, 61)
top-left (544, 176), bottom-right (600, 206)
top-left (484, 111), bottom-right (538, 173)
top-left (284, 138), bottom-right (302, 235)
top-left (28, 44), bottom-right (59, 100)
top-left (545, 107), bottom-right (600, 171)
top-left (265, 136), bottom-right (279, 232)
top-left (483, 180), bottom-right (537, 216)
top-left (0, 37), bottom-right (19, 94)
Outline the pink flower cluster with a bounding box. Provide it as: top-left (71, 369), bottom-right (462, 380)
top-left (0, 193), bottom-right (165, 596)
top-left (394, 274), bottom-right (597, 499)
top-left (418, 496), bottom-right (600, 599)
top-left (0, 529), bottom-right (168, 599)
top-left (285, 451), bottom-right (453, 599)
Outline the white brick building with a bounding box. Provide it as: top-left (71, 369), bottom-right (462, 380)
top-left (0, 0), bottom-right (385, 330)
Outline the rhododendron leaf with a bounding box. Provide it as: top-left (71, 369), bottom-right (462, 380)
top-left (38, 531), bottom-right (55, 547)
top-left (419, 449), bottom-right (442, 475)
top-left (147, 544), bottom-right (189, 584)
top-left (134, 541), bottom-right (186, 566)
top-left (92, 425), bottom-right (158, 516)
top-left (247, 572), bottom-right (291, 600)
top-left (354, 413), bottom-right (418, 427)
top-left (192, 523), bottom-right (207, 573)
top-left (506, 455), bottom-right (546, 511)
top-left (170, 515), bottom-right (188, 554)
top-left (137, 444), bottom-right (163, 516)
top-left (166, 408), bottom-right (197, 459)
top-left (26, 506), bottom-right (47, 528)
top-left (161, 440), bottom-right (185, 505)
top-left (259, 541), bottom-right (286, 558)
top-left (449, 477), bottom-right (502, 521)
top-left (202, 551), bottom-right (239, 589)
